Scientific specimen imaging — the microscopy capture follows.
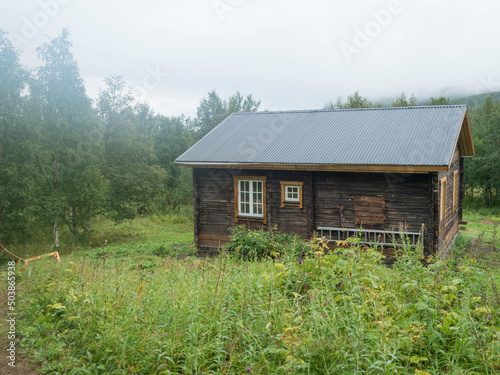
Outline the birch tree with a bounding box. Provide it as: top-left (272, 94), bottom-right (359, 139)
top-left (97, 76), bottom-right (168, 220)
top-left (33, 29), bottom-right (107, 246)
top-left (0, 30), bottom-right (47, 247)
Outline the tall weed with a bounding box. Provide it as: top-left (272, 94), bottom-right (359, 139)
top-left (15, 231), bottom-right (500, 374)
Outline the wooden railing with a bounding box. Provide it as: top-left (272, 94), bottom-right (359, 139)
top-left (316, 227), bottom-right (423, 248)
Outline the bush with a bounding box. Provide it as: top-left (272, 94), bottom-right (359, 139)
top-left (225, 225), bottom-right (307, 260)
top-left (276, 235), bottom-right (384, 296)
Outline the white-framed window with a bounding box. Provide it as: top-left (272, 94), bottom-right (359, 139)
top-left (280, 181), bottom-right (303, 208)
top-left (238, 179), bottom-right (263, 217)
top-left (285, 185), bottom-right (300, 202)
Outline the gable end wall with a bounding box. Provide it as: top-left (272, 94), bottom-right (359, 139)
top-left (434, 146), bottom-right (461, 256)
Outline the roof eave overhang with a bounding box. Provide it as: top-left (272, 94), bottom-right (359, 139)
top-left (174, 161), bottom-right (448, 174)
top-left (454, 108), bottom-right (475, 159)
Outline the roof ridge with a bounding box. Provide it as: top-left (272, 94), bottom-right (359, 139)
top-left (232, 104), bottom-right (467, 115)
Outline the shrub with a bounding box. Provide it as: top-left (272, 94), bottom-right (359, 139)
top-left (276, 235), bottom-right (384, 296)
top-left (225, 225), bottom-right (307, 260)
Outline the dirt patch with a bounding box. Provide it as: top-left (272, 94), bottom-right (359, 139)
top-left (480, 218), bottom-right (496, 225)
top-left (0, 264), bottom-right (39, 375)
top-left (464, 238), bottom-right (500, 268)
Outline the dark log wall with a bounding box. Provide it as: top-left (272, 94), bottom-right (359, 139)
top-left (431, 172), bottom-right (439, 255)
top-left (193, 168), bottom-right (234, 250)
top-left (194, 167), bottom-right (437, 255)
top-left (435, 146), bottom-right (461, 255)
top-left (459, 155), bottom-right (465, 222)
top-left (268, 171), bottom-right (314, 237)
top-left (313, 172), bottom-right (433, 254)
top-left (193, 168), bottom-right (313, 253)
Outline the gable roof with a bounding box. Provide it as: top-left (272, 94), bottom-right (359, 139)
top-left (176, 105), bottom-right (474, 173)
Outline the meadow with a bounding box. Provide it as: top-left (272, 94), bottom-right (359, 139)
top-left (2, 207), bottom-right (500, 374)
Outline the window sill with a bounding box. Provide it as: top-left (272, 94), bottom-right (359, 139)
top-left (235, 216), bottom-right (265, 224)
top-left (282, 202), bottom-right (301, 207)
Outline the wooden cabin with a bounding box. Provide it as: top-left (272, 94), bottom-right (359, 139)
top-left (175, 105), bottom-right (474, 257)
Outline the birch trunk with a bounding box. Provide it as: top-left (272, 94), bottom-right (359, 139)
top-left (85, 213), bottom-right (91, 233)
top-left (52, 220), bottom-right (60, 249)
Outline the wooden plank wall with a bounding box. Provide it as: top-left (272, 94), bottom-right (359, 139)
top-left (267, 171), bottom-right (314, 238)
top-left (431, 172), bottom-right (440, 256)
top-left (193, 168), bottom-right (313, 253)
top-left (313, 172), bottom-right (433, 253)
top-left (354, 196), bottom-right (386, 227)
top-left (459, 155), bottom-right (465, 222)
top-left (194, 168), bottom-right (435, 255)
top-left (435, 146), bottom-right (461, 255)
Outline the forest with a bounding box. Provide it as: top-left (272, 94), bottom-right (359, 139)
top-left (0, 29), bottom-right (261, 249)
top-left (0, 29), bottom-right (499, 250)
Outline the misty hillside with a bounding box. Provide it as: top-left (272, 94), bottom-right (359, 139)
top-left (453, 91), bottom-right (500, 110)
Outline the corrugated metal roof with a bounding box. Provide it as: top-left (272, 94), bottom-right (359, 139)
top-left (175, 105), bottom-right (468, 167)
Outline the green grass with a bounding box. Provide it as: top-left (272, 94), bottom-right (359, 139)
top-left (11, 228), bottom-right (500, 374)
top-left (459, 203), bottom-right (500, 270)
top-left (87, 213), bottom-right (193, 247)
top-left (459, 219), bottom-right (499, 252)
top-left (3, 207), bottom-right (500, 374)
top-left (0, 211), bottom-right (194, 261)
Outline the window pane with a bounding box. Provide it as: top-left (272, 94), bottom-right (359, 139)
top-left (252, 188), bottom-right (263, 216)
top-left (285, 185), bottom-right (300, 201)
top-left (253, 181), bottom-right (261, 193)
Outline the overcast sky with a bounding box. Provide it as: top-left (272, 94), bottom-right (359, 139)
top-left (2, 0), bottom-right (500, 117)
